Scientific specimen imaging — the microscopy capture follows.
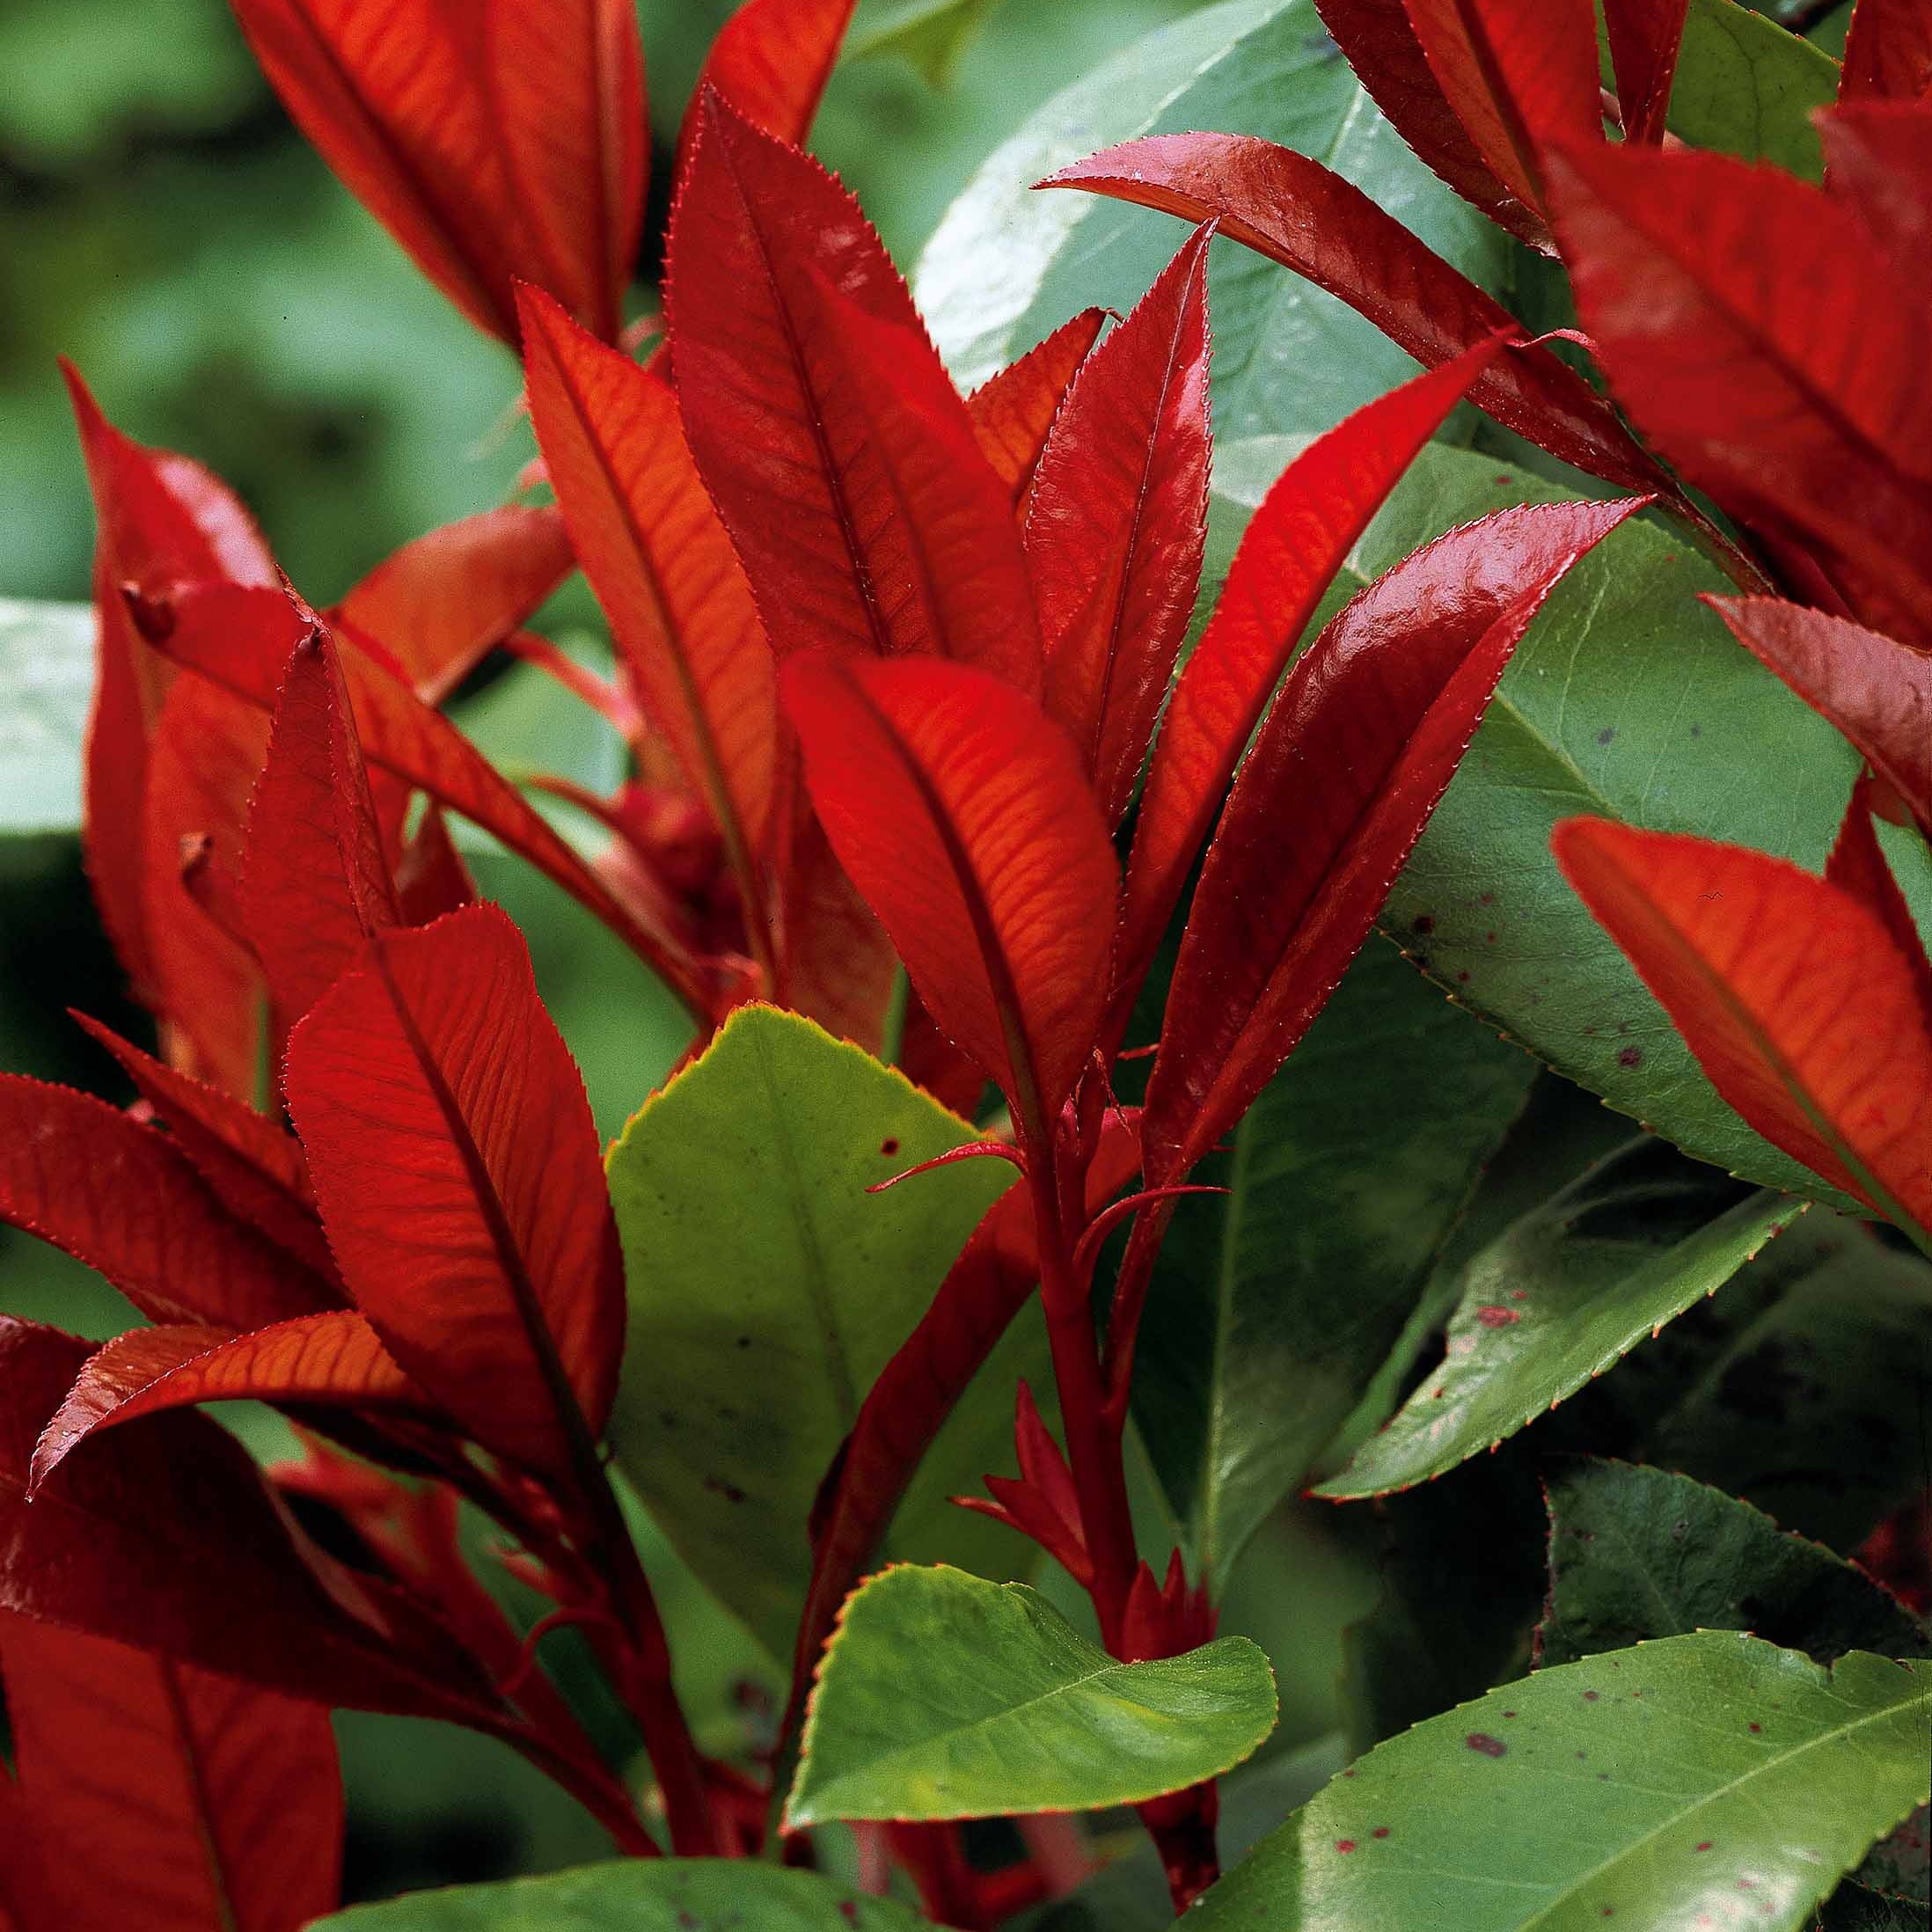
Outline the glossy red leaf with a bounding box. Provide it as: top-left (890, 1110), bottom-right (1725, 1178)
top-left (153, 582), bottom-right (718, 1019)
top-left (245, 630), bottom-right (403, 1032)
top-left (1604, 0), bottom-right (1693, 142)
top-left (1841, 0), bottom-right (1932, 100)
top-left (965, 309), bottom-right (1108, 513)
top-left (394, 802), bottom-right (479, 924)
top-left (32, 1315), bottom-right (421, 1491)
top-left (285, 904), bottom-right (626, 1479)
top-left (483, 0), bottom-right (648, 345)
top-left (0, 1614), bottom-right (341, 1932)
top-left (0, 1317), bottom-right (501, 1723)
top-left (776, 808), bottom-right (900, 1054)
top-left (1114, 342), bottom-right (1499, 1006)
top-left (782, 1115), bottom-right (1140, 1760)
top-left (1039, 135), bottom-right (1682, 506)
top-left (1312, 0), bottom-right (1526, 238)
top-left (1401, 0), bottom-right (1603, 240)
top-left (1711, 597), bottom-right (1932, 838)
top-left (0, 1077), bottom-right (331, 1328)
top-left (955, 1381), bottom-right (1092, 1586)
top-left (1145, 498), bottom-right (1642, 1182)
top-left (63, 366), bottom-right (274, 1004)
top-left (1546, 139), bottom-right (1932, 646)
top-left (1821, 99), bottom-right (1932, 270)
top-left (69, 1013), bottom-right (334, 1281)
top-left (1825, 774), bottom-right (1932, 1018)
top-left (1555, 820), bottom-right (1932, 1240)
top-left (680, 0), bottom-right (855, 172)
top-left (782, 654), bottom-right (1118, 1138)
top-left (1026, 228), bottom-right (1213, 825)
top-left (333, 504), bottom-right (575, 705)
top-left (229, 0), bottom-right (643, 341)
top-left (670, 92), bottom-right (1041, 692)
top-left (519, 285), bottom-right (780, 882)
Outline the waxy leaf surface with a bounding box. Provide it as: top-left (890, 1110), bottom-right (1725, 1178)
top-left (605, 1006), bottom-right (1015, 1656)
top-left (287, 904), bottom-right (625, 1477)
top-left (0, 1614), bottom-right (341, 1932)
top-left (787, 1565), bottom-right (1277, 1826)
top-left (964, 310), bottom-right (1106, 510)
top-left (1555, 821), bottom-right (1932, 1240)
top-left (1189, 1634), bottom-right (1931, 1932)
top-left (1320, 1139), bottom-right (1797, 1497)
top-left (313, 1861), bottom-right (926, 1930)
top-left (784, 655), bottom-right (1117, 1134)
top-left (670, 95), bottom-right (1038, 692)
top-left (1539, 1460), bottom-right (1927, 1669)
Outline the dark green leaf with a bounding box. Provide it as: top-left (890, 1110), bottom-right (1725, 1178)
top-left (1319, 1140), bottom-right (1799, 1497)
top-left (1189, 1635), bottom-right (1932, 1932)
top-left (605, 1007), bottom-right (1018, 1655)
top-left (917, 0), bottom-right (1509, 442)
top-left (1539, 1460), bottom-right (1927, 1668)
top-left (786, 1565), bottom-right (1278, 1826)
top-left (1855, 1804), bottom-right (1928, 1906)
top-left (1815, 1880), bottom-right (1928, 1932)
top-left (0, 599), bottom-right (91, 838)
top-left (312, 1861), bottom-right (930, 1928)
top-left (1134, 940), bottom-right (1539, 1584)
top-left (1670, 0), bottom-right (1839, 180)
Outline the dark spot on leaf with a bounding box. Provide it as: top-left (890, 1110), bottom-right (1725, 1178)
top-left (1476, 1306), bottom-right (1521, 1328)
top-left (1510, 1289), bottom-right (1527, 1300)
top-left (1584, 1691), bottom-right (1600, 1701)
top-left (1695, 1842), bottom-right (1713, 1853)
top-left (1597, 728), bottom-right (1615, 745)
top-left (703, 1475), bottom-right (747, 1504)
top-left (880, 1138), bottom-right (899, 1156)
top-left (1480, 892), bottom-right (1495, 905)
top-left (1372, 1827), bottom-right (1390, 1840)
top-left (1336, 1840), bottom-right (1357, 1854)
top-left (1691, 724), bottom-right (1701, 737)
top-left (736, 1336), bottom-right (753, 1350)
top-left (1502, 1711), bottom-right (1518, 1720)
top-left (1617, 1046), bottom-right (1643, 1068)
top-left (1466, 1732), bottom-right (1508, 1757)
top-left (1748, 1723), bottom-right (1761, 1734)
top-left (1412, 914), bottom-right (1436, 934)
top-left (840, 1906), bottom-right (860, 1925)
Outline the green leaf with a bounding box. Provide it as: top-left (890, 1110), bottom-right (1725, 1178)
top-left (1333, 443), bottom-right (1863, 1204)
top-left (1135, 940), bottom-right (1538, 1584)
top-left (1632, 1217), bottom-right (1932, 1551)
top-left (1855, 1804), bottom-right (1928, 1906)
top-left (1189, 1634), bottom-right (1932, 1932)
top-left (1669, 0), bottom-right (1839, 180)
top-left (849, 0), bottom-right (1006, 87)
top-left (1540, 1460), bottom-right (1927, 1669)
top-left (605, 1007), bottom-right (1017, 1655)
top-left (1817, 1881), bottom-right (1928, 1932)
top-left (311, 1860), bottom-right (930, 1929)
top-left (0, 599), bottom-right (92, 838)
top-left (916, 0), bottom-right (1509, 440)
top-left (786, 1565), bottom-right (1278, 1826)
top-left (1319, 1140), bottom-right (1800, 1497)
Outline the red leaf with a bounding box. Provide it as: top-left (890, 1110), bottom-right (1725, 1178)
top-left (1038, 135), bottom-right (1682, 506)
top-left (139, 673), bottom-right (268, 1096)
top-left (519, 285), bottom-right (781, 882)
top-left (1313, 0), bottom-right (1528, 238)
top-left (245, 630), bottom-right (403, 1032)
top-left (1401, 0), bottom-right (1603, 238)
top-left (782, 655), bottom-right (1118, 1138)
top-left (1026, 229), bottom-right (1213, 825)
top-left (0, 1317), bottom-right (501, 1723)
top-left (777, 808), bottom-right (900, 1055)
top-left (68, 1013), bottom-right (336, 1282)
top-left (955, 1381), bottom-right (1092, 1586)
top-left (1145, 498), bottom-right (1641, 1182)
top-left (670, 92), bottom-right (1041, 692)
top-left (965, 309), bottom-right (1108, 513)
top-left (62, 365), bottom-right (274, 1004)
top-left (1114, 343), bottom-right (1500, 1006)
top-left (1821, 99), bottom-right (1932, 271)
top-left (1825, 774), bottom-right (1932, 1019)
top-left (0, 1614), bottom-right (341, 1932)
top-left (1710, 597), bottom-right (1932, 838)
top-left (1841, 0), bottom-right (1932, 100)
top-left (32, 1315), bottom-right (422, 1492)
top-left (680, 0), bottom-right (855, 172)
top-left (285, 905), bottom-right (626, 1479)
top-left (1554, 820), bottom-right (1932, 1239)
top-left (153, 582), bottom-right (719, 1020)
top-left (394, 802), bottom-right (479, 923)
top-left (484, 0), bottom-right (648, 345)
top-left (1546, 139), bottom-right (1932, 646)
top-left (784, 1114), bottom-right (1140, 1756)
top-left (0, 1077), bottom-right (332, 1328)
top-left (1603, 0), bottom-right (1693, 142)
top-left (333, 504), bottom-right (575, 705)
top-left (228, 0), bottom-right (643, 340)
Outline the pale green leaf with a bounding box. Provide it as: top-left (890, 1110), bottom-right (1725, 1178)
top-left (0, 599), bottom-right (92, 837)
top-left (787, 1565), bottom-right (1278, 1825)
top-left (1191, 1634), bottom-right (1932, 1932)
top-left (850, 0), bottom-right (1006, 87)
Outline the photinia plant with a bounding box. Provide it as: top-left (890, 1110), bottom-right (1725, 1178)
top-left (0, 0), bottom-right (1927, 1927)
